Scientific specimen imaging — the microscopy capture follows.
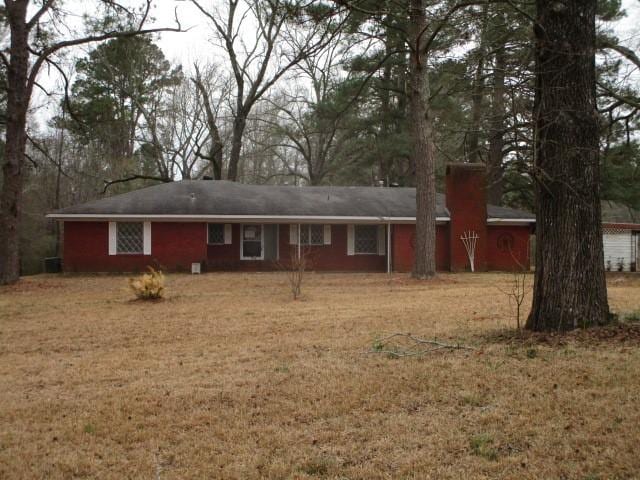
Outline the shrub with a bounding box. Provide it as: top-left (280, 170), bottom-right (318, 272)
top-left (277, 246), bottom-right (311, 300)
top-left (129, 267), bottom-right (165, 300)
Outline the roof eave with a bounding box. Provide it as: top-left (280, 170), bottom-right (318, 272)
top-left (46, 213), bottom-right (452, 224)
top-left (486, 218), bottom-right (536, 225)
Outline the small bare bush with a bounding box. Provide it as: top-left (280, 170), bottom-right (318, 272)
top-left (129, 267), bottom-right (165, 300)
top-left (278, 247), bottom-right (311, 300)
top-left (497, 243), bottom-right (531, 330)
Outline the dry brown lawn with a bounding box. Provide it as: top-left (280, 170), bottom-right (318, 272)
top-left (1, 272), bottom-right (639, 479)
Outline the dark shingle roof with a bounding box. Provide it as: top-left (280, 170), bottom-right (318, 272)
top-left (49, 180), bottom-right (535, 221)
top-left (601, 200), bottom-right (640, 223)
top-left (487, 204), bottom-right (536, 220)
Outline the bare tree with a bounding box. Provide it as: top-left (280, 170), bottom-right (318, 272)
top-left (260, 34), bottom-right (362, 185)
top-left (190, 0), bottom-right (346, 181)
top-left (278, 243), bottom-right (311, 300)
top-left (192, 63), bottom-right (231, 180)
top-left (0, 0), bottom-right (181, 285)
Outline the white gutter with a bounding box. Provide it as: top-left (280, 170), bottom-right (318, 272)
top-left (47, 212), bottom-right (537, 226)
top-left (46, 213), bottom-right (452, 224)
top-left (486, 218), bottom-right (536, 225)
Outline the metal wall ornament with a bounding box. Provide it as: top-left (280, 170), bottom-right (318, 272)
top-left (460, 230), bottom-right (479, 272)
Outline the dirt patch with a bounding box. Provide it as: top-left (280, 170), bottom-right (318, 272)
top-left (0, 276), bottom-right (69, 293)
top-left (485, 321), bottom-right (640, 348)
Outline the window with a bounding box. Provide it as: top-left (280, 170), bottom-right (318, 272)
top-left (354, 225), bottom-right (378, 254)
top-left (300, 224), bottom-right (324, 245)
top-left (208, 223), bottom-right (225, 244)
top-left (117, 222), bottom-right (143, 254)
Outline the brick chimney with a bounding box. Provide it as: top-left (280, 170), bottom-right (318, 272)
top-left (445, 163), bottom-right (487, 271)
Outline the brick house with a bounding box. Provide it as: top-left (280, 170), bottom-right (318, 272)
top-left (48, 163), bottom-right (536, 273)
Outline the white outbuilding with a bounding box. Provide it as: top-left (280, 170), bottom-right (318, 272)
top-left (603, 224), bottom-right (639, 272)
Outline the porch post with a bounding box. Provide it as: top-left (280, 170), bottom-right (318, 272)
top-left (297, 224), bottom-right (301, 260)
top-left (387, 222), bottom-right (392, 274)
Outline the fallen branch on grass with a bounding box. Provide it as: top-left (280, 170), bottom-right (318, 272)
top-left (366, 333), bottom-right (475, 358)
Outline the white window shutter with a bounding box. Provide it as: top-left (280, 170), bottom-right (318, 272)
top-left (224, 224), bottom-right (232, 244)
top-left (108, 222), bottom-right (117, 255)
top-left (323, 225), bottom-right (331, 245)
top-left (289, 224), bottom-right (298, 245)
top-left (143, 222), bottom-right (152, 255)
top-left (347, 225), bottom-right (355, 256)
top-left (377, 225), bottom-right (386, 255)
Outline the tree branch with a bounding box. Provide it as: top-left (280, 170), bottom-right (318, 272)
top-left (102, 174), bottom-right (172, 193)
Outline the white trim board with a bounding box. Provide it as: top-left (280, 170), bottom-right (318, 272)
top-left (487, 218), bottom-right (536, 225)
top-left (49, 213), bottom-right (536, 225)
top-left (47, 213), bottom-right (451, 224)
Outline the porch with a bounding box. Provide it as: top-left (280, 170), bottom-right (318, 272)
top-left (206, 223), bottom-right (389, 272)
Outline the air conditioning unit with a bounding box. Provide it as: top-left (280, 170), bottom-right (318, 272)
top-left (191, 262), bottom-right (202, 274)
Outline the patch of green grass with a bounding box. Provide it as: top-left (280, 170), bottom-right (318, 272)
top-left (371, 337), bottom-right (385, 352)
top-left (83, 423), bottom-right (95, 435)
top-left (298, 456), bottom-right (334, 476)
top-left (470, 433), bottom-right (498, 461)
top-left (274, 364), bottom-right (290, 373)
top-left (622, 310), bottom-right (640, 323)
top-left (371, 337), bottom-right (402, 359)
top-left (459, 392), bottom-right (487, 407)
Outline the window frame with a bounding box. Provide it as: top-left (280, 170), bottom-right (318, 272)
top-left (116, 221), bottom-right (144, 255)
top-left (353, 224), bottom-right (378, 255)
top-left (299, 224), bottom-right (325, 246)
top-left (207, 223), bottom-right (225, 245)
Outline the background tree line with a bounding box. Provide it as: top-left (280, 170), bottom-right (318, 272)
top-left (1, 0), bottom-right (638, 278)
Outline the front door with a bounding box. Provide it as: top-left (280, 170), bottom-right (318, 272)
top-left (241, 224), bottom-right (263, 260)
top-left (263, 224), bottom-right (278, 261)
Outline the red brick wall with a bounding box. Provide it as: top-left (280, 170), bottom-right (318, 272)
top-left (285, 224), bottom-right (386, 271)
top-left (152, 223), bottom-right (208, 271)
top-left (206, 224), bottom-right (241, 270)
top-left (392, 224), bottom-right (450, 272)
top-left (63, 221), bottom-right (207, 273)
top-left (446, 163), bottom-right (488, 271)
top-left (391, 224), bottom-right (532, 273)
top-left (486, 225), bottom-right (532, 271)
top-left (63, 220), bottom-right (532, 273)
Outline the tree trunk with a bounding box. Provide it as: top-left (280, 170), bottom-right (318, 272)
top-left (467, 56), bottom-right (485, 164)
top-left (486, 47), bottom-right (506, 205)
top-left (526, 0), bottom-right (610, 331)
top-left (410, 0), bottom-right (437, 279)
top-left (467, 5), bottom-right (488, 164)
top-left (227, 115), bottom-right (247, 181)
top-left (379, 22), bottom-right (393, 182)
top-left (209, 141), bottom-right (223, 180)
top-left (54, 120), bottom-right (65, 257)
top-left (192, 74), bottom-right (224, 180)
top-left (0, 2), bottom-right (29, 285)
